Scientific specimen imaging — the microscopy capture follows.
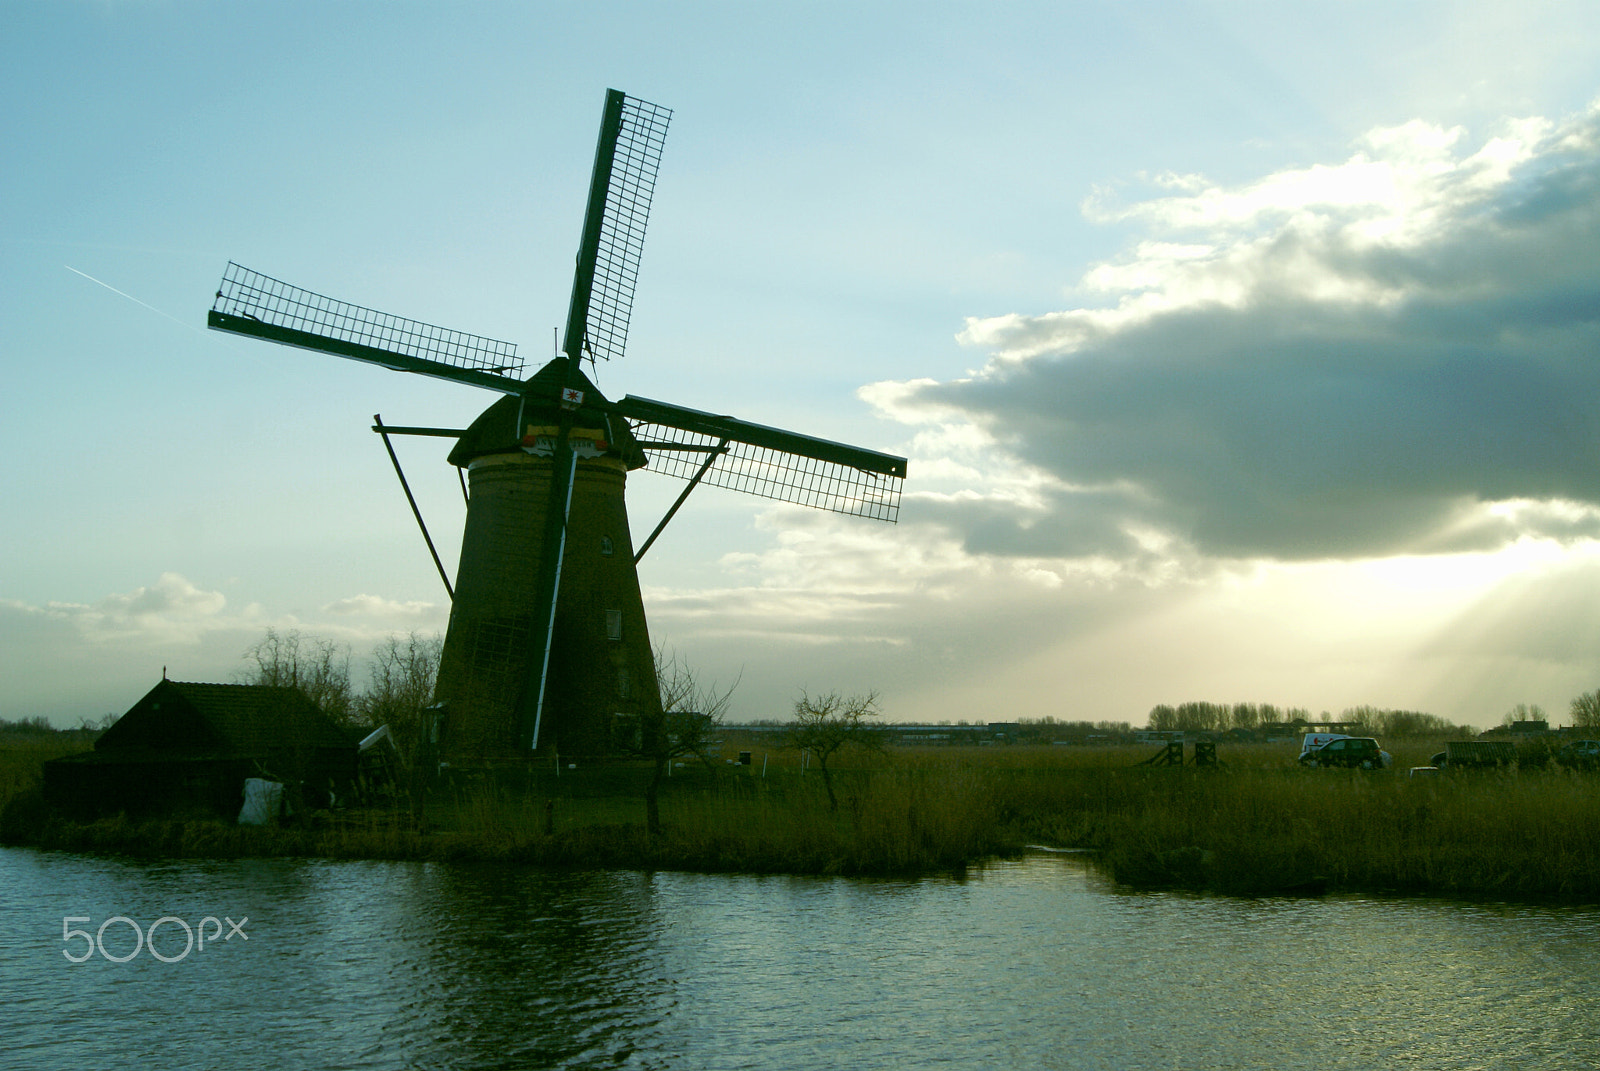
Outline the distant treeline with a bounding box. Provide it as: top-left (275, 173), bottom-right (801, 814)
top-left (0, 716), bottom-right (54, 735)
top-left (1145, 701), bottom-right (1473, 737)
top-left (1344, 706), bottom-right (1478, 738)
top-left (741, 717), bottom-right (1136, 731)
top-left (1015, 717), bottom-right (1134, 733)
top-left (0, 715), bottom-right (113, 737)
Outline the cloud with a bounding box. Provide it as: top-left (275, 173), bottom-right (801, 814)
top-left (322, 594), bottom-right (443, 621)
top-left (0, 574), bottom-right (448, 725)
top-left (637, 501), bottom-right (1185, 718)
top-left (876, 101), bottom-right (1600, 563)
top-left (40, 572), bottom-right (232, 644)
top-left (0, 577), bottom-right (253, 725)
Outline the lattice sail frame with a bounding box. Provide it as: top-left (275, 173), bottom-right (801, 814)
top-left (211, 262), bottom-right (522, 379)
top-left (582, 96), bottom-right (672, 366)
top-left (629, 420), bottom-right (903, 523)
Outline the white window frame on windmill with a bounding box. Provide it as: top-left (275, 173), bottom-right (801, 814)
top-left (605, 609), bottom-right (623, 642)
top-left (522, 426), bottom-right (557, 457)
top-left (521, 424), bottom-right (609, 458)
top-left (568, 434), bottom-right (607, 458)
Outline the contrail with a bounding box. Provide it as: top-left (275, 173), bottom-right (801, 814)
top-left (64, 264), bottom-right (204, 335)
top-left (64, 263), bottom-right (274, 368)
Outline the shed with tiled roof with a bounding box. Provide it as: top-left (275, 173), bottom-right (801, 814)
top-left (44, 679), bottom-right (357, 818)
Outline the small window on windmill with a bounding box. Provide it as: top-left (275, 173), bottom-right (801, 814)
top-left (601, 535), bottom-right (614, 557)
top-left (618, 668), bottom-right (631, 698)
top-left (605, 609), bottom-right (623, 642)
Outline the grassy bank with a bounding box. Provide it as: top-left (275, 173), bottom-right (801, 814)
top-left (7, 738), bottom-right (1600, 898)
top-left (991, 758), bottom-right (1600, 899)
top-left (0, 746), bottom-right (1013, 877)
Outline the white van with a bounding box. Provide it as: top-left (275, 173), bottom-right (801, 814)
top-left (1299, 732), bottom-right (1395, 769)
top-left (1299, 732), bottom-right (1350, 758)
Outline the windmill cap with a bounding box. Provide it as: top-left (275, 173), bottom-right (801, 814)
top-left (447, 356), bottom-right (645, 468)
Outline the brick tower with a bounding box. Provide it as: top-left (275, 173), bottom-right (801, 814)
top-left (433, 359), bottom-right (661, 761)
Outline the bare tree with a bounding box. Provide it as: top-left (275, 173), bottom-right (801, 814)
top-left (238, 627), bottom-right (353, 725)
top-left (1501, 703), bottom-right (1548, 728)
top-left (616, 649), bottom-right (736, 835)
top-left (1570, 690), bottom-right (1600, 729)
top-left (789, 690), bottom-right (883, 812)
top-left (355, 632), bottom-right (443, 762)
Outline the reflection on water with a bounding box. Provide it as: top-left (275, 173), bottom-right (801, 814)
top-left (4, 847), bottom-right (1600, 1069)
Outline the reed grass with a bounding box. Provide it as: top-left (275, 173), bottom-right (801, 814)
top-left (7, 738), bottom-right (1600, 898)
top-left (982, 750), bottom-right (1600, 899)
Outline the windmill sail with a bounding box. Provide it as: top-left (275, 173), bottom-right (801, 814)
top-left (518, 90), bottom-right (671, 754)
top-left (618, 395), bottom-right (906, 523)
top-left (209, 262), bottom-right (523, 392)
top-left (563, 91), bottom-right (673, 368)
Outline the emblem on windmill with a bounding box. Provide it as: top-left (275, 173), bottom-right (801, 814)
top-left (208, 90), bottom-right (906, 762)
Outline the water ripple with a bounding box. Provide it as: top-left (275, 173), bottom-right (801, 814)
top-left (5, 849), bottom-right (1600, 1069)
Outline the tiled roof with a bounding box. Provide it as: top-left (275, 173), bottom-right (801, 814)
top-left (96, 680), bottom-right (355, 755)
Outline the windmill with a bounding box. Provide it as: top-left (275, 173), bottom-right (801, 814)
top-left (207, 89), bottom-right (906, 762)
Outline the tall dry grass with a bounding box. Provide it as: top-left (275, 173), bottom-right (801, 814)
top-left (8, 736), bottom-right (1600, 896)
top-left (978, 744), bottom-right (1600, 898)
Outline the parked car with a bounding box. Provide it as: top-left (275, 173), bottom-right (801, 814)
top-left (1556, 740), bottom-right (1600, 770)
top-left (1299, 736), bottom-right (1393, 769)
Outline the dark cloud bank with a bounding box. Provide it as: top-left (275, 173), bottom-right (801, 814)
top-left (895, 104), bottom-right (1600, 563)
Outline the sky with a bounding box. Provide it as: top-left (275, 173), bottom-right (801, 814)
top-left (5, 1), bottom-right (1600, 730)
